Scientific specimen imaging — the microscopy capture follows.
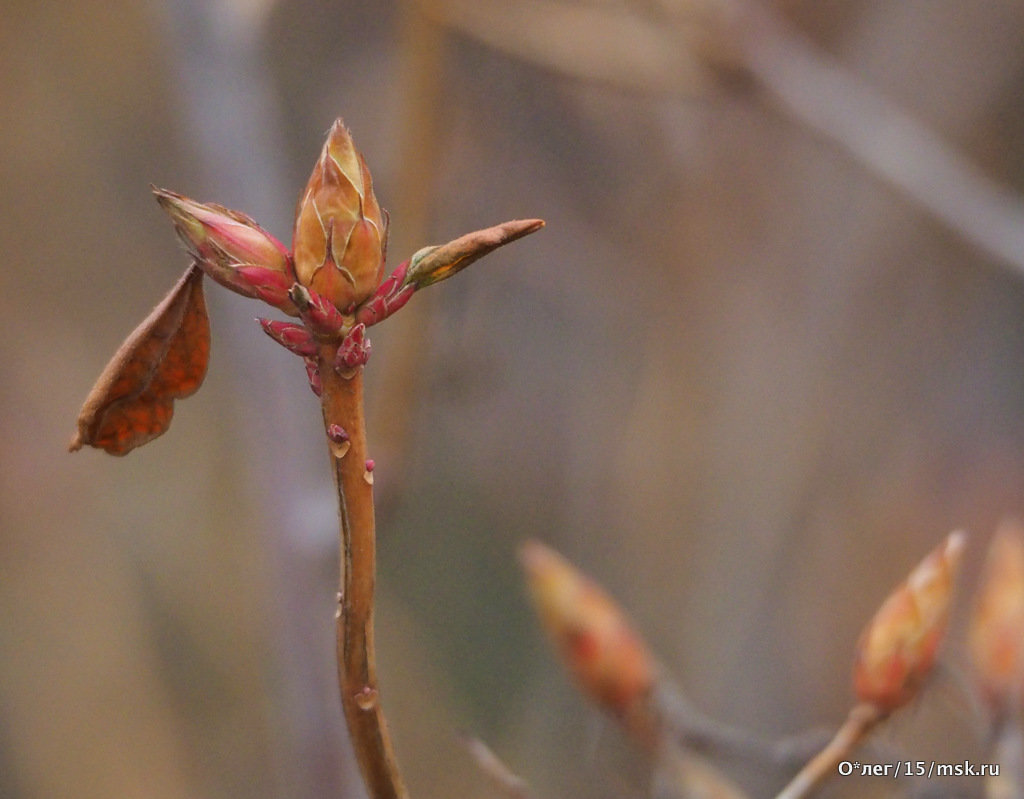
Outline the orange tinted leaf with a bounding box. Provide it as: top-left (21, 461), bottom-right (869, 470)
top-left (69, 264), bottom-right (210, 455)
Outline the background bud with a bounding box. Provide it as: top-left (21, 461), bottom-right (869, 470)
top-left (970, 520), bottom-right (1024, 710)
top-left (292, 120), bottom-right (387, 311)
top-left (853, 532), bottom-right (964, 713)
top-left (521, 540), bottom-right (656, 720)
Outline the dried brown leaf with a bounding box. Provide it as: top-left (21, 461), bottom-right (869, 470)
top-left (69, 264), bottom-right (210, 455)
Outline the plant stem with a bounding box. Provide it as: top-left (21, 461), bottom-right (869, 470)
top-left (775, 703), bottom-right (882, 799)
top-left (318, 342), bottom-right (409, 799)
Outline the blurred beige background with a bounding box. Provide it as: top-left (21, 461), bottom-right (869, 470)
top-left (4, 0), bottom-right (1024, 797)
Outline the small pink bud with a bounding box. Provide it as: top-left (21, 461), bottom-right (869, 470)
top-left (853, 532), bottom-right (965, 713)
top-left (292, 120), bottom-right (387, 312)
top-left (335, 323), bottom-right (371, 371)
top-left (370, 260), bottom-right (408, 299)
top-left (258, 318), bottom-right (317, 357)
top-left (364, 459), bottom-right (375, 472)
top-left (153, 187), bottom-right (298, 315)
top-left (326, 424), bottom-right (351, 458)
top-left (288, 284), bottom-right (346, 337)
top-left (327, 424), bottom-right (349, 443)
top-left (355, 261), bottom-right (417, 327)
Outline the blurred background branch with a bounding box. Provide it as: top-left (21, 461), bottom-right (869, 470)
top-left (418, 0), bottom-right (1024, 278)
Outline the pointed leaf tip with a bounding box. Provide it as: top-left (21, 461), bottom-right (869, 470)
top-left (405, 218), bottom-right (545, 290)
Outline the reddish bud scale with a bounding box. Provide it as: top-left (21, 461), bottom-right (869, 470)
top-left (288, 284), bottom-right (346, 337)
top-left (374, 260), bottom-right (409, 296)
top-left (304, 357), bottom-right (322, 397)
top-left (237, 266), bottom-right (297, 311)
top-left (336, 323), bottom-right (371, 370)
top-left (258, 318), bottom-right (318, 357)
top-left (355, 261), bottom-right (412, 327)
top-left (365, 459), bottom-right (375, 472)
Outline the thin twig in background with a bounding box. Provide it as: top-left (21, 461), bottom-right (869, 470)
top-left (460, 735), bottom-right (537, 799)
top-left (651, 741), bottom-right (749, 799)
top-left (773, 703), bottom-right (882, 799)
top-left (416, 0), bottom-right (1024, 278)
top-left (653, 681), bottom-right (827, 769)
top-left (736, 5), bottom-right (1024, 278)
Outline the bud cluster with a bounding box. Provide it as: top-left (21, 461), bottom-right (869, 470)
top-left (154, 119), bottom-right (543, 371)
top-left (155, 120), bottom-right (386, 331)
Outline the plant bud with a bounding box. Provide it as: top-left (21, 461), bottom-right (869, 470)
top-left (153, 188), bottom-right (297, 314)
top-left (853, 532), bottom-right (965, 713)
top-left (970, 520), bottom-right (1024, 710)
top-left (355, 260), bottom-right (416, 327)
top-left (336, 323), bottom-right (371, 371)
top-left (521, 540), bottom-right (656, 720)
top-left (258, 318), bottom-right (318, 357)
top-left (288, 283), bottom-right (346, 337)
top-left (292, 120), bottom-right (387, 311)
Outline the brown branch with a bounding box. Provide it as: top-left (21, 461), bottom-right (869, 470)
top-left (774, 703), bottom-right (883, 799)
top-left (319, 344), bottom-right (409, 799)
top-left (653, 680), bottom-right (823, 769)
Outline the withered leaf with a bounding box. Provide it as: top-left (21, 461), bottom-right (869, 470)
top-left (69, 264), bottom-right (210, 456)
